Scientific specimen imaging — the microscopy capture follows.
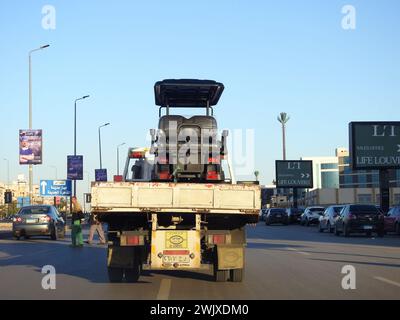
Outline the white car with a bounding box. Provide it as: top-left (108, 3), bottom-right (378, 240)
top-left (300, 206), bottom-right (325, 226)
top-left (318, 205), bottom-right (345, 233)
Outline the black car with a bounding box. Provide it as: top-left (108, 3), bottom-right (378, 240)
top-left (334, 204), bottom-right (384, 237)
top-left (286, 208), bottom-right (304, 224)
top-left (266, 208), bottom-right (289, 225)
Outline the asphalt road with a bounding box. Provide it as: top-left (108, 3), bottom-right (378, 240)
top-left (0, 223), bottom-right (399, 300)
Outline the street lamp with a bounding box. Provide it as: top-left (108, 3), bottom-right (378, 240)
top-left (98, 123), bottom-right (110, 169)
top-left (117, 143), bottom-right (126, 176)
top-left (73, 95), bottom-right (90, 197)
top-left (28, 44), bottom-right (50, 203)
top-left (3, 158), bottom-right (9, 186)
top-left (277, 112), bottom-right (290, 160)
top-left (48, 165), bottom-right (58, 180)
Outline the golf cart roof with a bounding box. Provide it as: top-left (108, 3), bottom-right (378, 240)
top-left (154, 79), bottom-right (224, 108)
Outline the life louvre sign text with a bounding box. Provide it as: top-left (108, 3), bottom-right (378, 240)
top-left (349, 122), bottom-right (400, 170)
top-left (275, 160), bottom-right (313, 188)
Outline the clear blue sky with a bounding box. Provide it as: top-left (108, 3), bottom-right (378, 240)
top-left (0, 0), bottom-right (399, 197)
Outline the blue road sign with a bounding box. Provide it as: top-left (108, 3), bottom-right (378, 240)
top-left (95, 169), bottom-right (107, 182)
top-left (17, 197), bottom-right (31, 208)
top-left (40, 180), bottom-right (72, 197)
top-left (67, 155), bottom-right (83, 180)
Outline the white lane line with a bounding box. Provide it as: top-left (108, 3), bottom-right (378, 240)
top-left (287, 247), bottom-right (311, 256)
top-left (0, 255), bottom-right (22, 261)
top-left (374, 277), bottom-right (400, 288)
top-left (157, 279), bottom-right (172, 300)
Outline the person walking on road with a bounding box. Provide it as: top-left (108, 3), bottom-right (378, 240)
top-left (71, 196), bottom-right (84, 247)
top-left (86, 212), bottom-right (106, 245)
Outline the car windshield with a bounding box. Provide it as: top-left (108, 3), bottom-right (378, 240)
top-left (349, 205), bottom-right (379, 215)
top-left (333, 206), bottom-right (344, 213)
top-left (19, 207), bottom-right (50, 215)
top-left (309, 208), bottom-right (324, 212)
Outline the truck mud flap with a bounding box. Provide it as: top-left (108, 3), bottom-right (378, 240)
top-left (107, 246), bottom-right (137, 268)
top-left (216, 245), bottom-right (244, 270)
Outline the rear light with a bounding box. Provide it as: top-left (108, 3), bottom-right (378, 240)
top-left (158, 171), bottom-right (171, 180)
top-left (46, 215), bottom-right (52, 222)
top-left (13, 217), bottom-right (22, 223)
top-left (127, 235), bottom-right (140, 245)
top-left (211, 234), bottom-right (226, 245)
top-left (131, 151), bottom-right (145, 158)
top-left (206, 171), bottom-right (219, 180)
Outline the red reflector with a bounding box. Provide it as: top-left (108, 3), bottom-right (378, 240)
top-left (159, 171), bottom-right (170, 179)
top-left (208, 157), bottom-right (220, 164)
top-left (213, 235), bottom-right (226, 244)
top-left (163, 250), bottom-right (190, 255)
top-left (207, 171), bottom-right (219, 180)
top-left (126, 235), bottom-right (140, 245)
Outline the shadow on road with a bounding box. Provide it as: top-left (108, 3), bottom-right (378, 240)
top-left (310, 258), bottom-right (400, 269)
top-left (247, 223), bottom-right (400, 248)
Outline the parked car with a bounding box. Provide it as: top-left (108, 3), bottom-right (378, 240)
top-left (260, 208), bottom-right (268, 221)
top-left (300, 206), bottom-right (325, 226)
top-left (334, 204), bottom-right (384, 237)
top-left (286, 207), bottom-right (305, 224)
top-left (384, 206), bottom-right (400, 234)
top-left (318, 205), bottom-right (345, 233)
top-left (265, 208), bottom-right (289, 225)
top-left (12, 205), bottom-right (65, 240)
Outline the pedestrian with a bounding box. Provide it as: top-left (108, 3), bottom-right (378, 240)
top-left (86, 212), bottom-right (106, 245)
top-left (71, 196), bottom-right (84, 247)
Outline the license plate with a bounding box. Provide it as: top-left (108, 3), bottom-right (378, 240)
top-left (363, 226), bottom-right (373, 230)
top-left (162, 255), bottom-right (190, 264)
top-left (26, 219), bottom-right (37, 224)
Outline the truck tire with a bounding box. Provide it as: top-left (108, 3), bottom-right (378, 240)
top-left (230, 269), bottom-right (243, 282)
top-left (214, 269), bottom-right (229, 282)
top-left (124, 264), bottom-right (140, 283)
top-left (108, 267), bottom-right (124, 283)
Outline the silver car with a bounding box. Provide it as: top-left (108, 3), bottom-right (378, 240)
top-left (12, 205), bottom-right (65, 240)
top-left (318, 205), bottom-right (345, 233)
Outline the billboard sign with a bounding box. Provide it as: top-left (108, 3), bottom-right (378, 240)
top-left (275, 160), bottom-right (313, 188)
top-left (349, 122), bottom-right (400, 170)
top-left (95, 169), bottom-right (107, 182)
top-left (67, 155), bottom-right (83, 180)
top-left (40, 180), bottom-right (72, 196)
top-left (19, 129), bottom-right (42, 165)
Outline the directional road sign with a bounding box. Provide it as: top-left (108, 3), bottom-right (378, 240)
top-left (275, 160), bottom-right (313, 188)
top-left (40, 180), bottom-right (72, 197)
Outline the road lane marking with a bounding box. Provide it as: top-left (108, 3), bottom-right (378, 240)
top-left (374, 277), bottom-right (400, 288)
top-left (287, 247), bottom-right (311, 256)
top-left (157, 279), bottom-right (172, 300)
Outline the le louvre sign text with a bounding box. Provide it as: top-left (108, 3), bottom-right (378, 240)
top-left (275, 160), bottom-right (313, 188)
top-left (350, 122), bottom-right (400, 169)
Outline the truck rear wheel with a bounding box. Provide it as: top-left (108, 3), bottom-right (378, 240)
top-left (108, 267), bottom-right (124, 283)
top-left (124, 264), bottom-right (140, 283)
top-left (230, 269), bottom-right (243, 282)
top-left (214, 269), bottom-right (229, 282)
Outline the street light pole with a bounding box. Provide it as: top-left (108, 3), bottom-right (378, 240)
top-left (28, 44), bottom-right (49, 204)
top-left (277, 112), bottom-right (290, 161)
top-left (117, 143), bottom-right (126, 176)
top-left (73, 95), bottom-right (90, 197)
top-left (98, 123), bottom-right (110, 169)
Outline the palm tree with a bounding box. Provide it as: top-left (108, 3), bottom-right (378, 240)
top-left (254, 170), bottom-right (259, 182)
top-left (277, 112), bottom-right (290, 160)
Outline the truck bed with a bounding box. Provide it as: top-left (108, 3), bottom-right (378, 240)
top-left (91, 182), bottom-right (260, 215)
